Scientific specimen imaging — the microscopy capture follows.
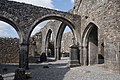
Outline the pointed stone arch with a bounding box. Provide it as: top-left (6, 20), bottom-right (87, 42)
top-left (45, 29), bottom-right (54, 57)
top-left (27, 15), bottom-right (78, 41)
top-left (55, 22), bottom-right (75, 60)
top-left (81, 22), bottom-right (98, 66)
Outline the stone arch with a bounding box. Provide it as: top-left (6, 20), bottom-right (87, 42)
top-left (27, 15), bottom-right (78, 59)
top-left (81, 22), bottom-right (98, 66)
top-left (27, 15), bottom-right (77, 41)
top-left (45, 29), bottom-right (54, 57)
top-left (0, 16), bottom-right (21, 38)
top-left (0, 16), bottom-right (21, 65)
top-left (55, 22), bottom-right (75, 60)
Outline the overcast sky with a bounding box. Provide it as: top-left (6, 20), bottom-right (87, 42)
top-left (0, 0), bottom-right (74, 38)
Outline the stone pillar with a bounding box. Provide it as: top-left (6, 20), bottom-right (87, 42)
top-left (80, 46), bottom-right (84, 65)
top-left (83, 45), bottom-right (88, 66)
top-left (19, 43), bottom-right (29, 69)
top-left (118, 42), bottom-right (120, 74)
top-left (55, 47), bottom-right (61, 60)
top-left (68, 44), bottom-right (80, 67)
top-left (45, 47), bottom-right (49, 57)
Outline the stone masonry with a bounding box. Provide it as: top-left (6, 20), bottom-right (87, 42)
top-left (73, 0), bottom-right (120, 73)
top-left (0, 37), bottom-right (19, 63)
top-left (0, 0), bottom-right (81, 69)
top-left (0, 0), bottom-right (119, 74)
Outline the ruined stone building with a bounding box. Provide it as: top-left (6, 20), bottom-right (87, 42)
top-left (73, 0), bottom-right (120, 73)
top-left (0, 0), bottom-right (120, 74)
top-left (30, 21), bottom-right (73, 58)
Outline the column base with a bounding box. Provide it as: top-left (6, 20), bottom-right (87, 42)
top-left (68, 60), bottom-right (80, 67)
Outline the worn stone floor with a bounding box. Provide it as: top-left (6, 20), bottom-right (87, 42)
top-left (1, 57), bottom-right (120, 80)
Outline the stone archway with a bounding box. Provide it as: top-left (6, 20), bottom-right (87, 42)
top-left (81, 22), bottom-right (98, 66)
top-left (0, 16), bottom-right (23, 67)
top-left (55, 23), bottom-right (75, 60)
top-left (45, 29), bottom-right (54, 57)
top-left (28, 15), bottom-right (80, 61)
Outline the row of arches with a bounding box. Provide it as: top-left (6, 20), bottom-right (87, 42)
top-left (0, 15), bottom-right (78, 69)
top-left (45, 22), bottom-right (74, 60)
top-left (0, 15), bottom-right (104, 68)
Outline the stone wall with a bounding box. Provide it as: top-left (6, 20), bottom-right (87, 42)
top-left (74, 0), bottom-right (120, 73)
top-left (0, 37), bottom-right (19, 63)
top-left (39, 20), bottom-right (61, 52)
top-left (61, 32), bottom-right (73, 53)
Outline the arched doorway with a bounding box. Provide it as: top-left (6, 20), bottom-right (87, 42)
top-left (82, 22), bottom-right (98, 66)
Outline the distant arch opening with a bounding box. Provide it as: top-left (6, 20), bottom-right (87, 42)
top-left (29, 20), bottom-right (49, 63)
top-left (61, 26), bottom-right (73, 59)
top-left (45, 29), bottom-right (54, 57)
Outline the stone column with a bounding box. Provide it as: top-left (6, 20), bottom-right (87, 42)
top-left (80, 46), bottom-right (84, 65)
top-left (68, 44), bottom-right (80, 67)
top-left (83, 45), bottom-right (88, 66)
top-left (118, 42), bottom-right (120, 74)
top-left (45, 47), bottom-right (49, 57)
top-left (55, 47), bottom-right (61, 60)
top-left (19, 43), bottom-right (29, 69)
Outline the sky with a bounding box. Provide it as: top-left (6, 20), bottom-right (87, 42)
top-left (0, 0), bottom-right (74, 38)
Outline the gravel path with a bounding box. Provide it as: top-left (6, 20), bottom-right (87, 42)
top-left (28, 59), bottom-right (120, 80)
top-left (1, 58), bottom-right (120, 80)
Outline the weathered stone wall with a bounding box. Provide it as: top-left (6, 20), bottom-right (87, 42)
top-left (0, 37), bottom-right (19, 63)
top-left (74, 0), bottom-right (120, 73)
top-left (29, 32), bottom-right (42, 57)
top-left (39, 20), bottom-right (61, 52)
top-left (61, 32), bottom-right (73, 53)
